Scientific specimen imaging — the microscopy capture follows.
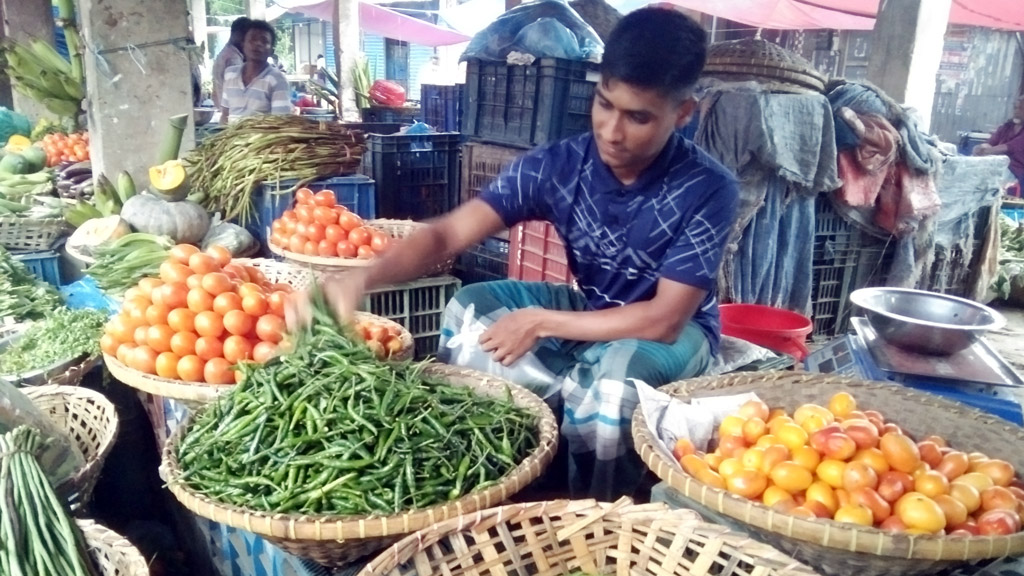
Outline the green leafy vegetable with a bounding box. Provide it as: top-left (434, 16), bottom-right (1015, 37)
top-left (0, 307), bottom-right (107, 374)
top-left (0, 246), bottom-right (61, 321)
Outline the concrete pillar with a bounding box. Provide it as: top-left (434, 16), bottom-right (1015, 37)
top-left (80, 0), bottom-right (194, 185)
top-left (190, 0), bottom-right (207, 47)
top-left (866, 0), bottom-right (952, 133)
top-left (246, 0), bottom-right (266, 21)
top-left (0, 0), bottom-right (56, 121)
top-left (336, 0), bottom-right (360, 120)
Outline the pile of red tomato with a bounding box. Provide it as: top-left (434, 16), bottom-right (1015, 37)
top-left (39, 131), bottom-right (89, 167)
top-left (101, 245), bottom-right (292, 385)
top-left (268, 188), bottom-right (391, 259)
top-left (674, 392), bottom-right (1024, 537)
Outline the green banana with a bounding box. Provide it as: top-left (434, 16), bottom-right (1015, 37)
top-left (115, 171), bottom-right (136, 204)
top-left (65, 202), bottom-right (103, 227)
top-left (96, 174), bottom-right (121, 211)
top-left (40, 97), bottom-right (80, 118)
top-left (28, 38), bottom-right (72, 76)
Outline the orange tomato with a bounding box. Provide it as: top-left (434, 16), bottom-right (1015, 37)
top-left (336, 240), bottom-right (357, 259)
top-left (295, 188), bottom-right (315, 205)
top-left (981, 486), bottom-right (1018, 512)
top-left (843, 461), bottom-right (879, 492)
top-left (313, 190), bottom-right (336, 207)
top-left (933, 494), bottom-right (968, 527)
top-left (188, 253), bottom-right (221, 275)
top-left (222, 263), bottom-right (250, 283)
top-left (222, 335), bottom-right (254, 363)
top-left (186, 274), bottom-right (204, 290)
top-left (194, 311), bottom-right (225, 338)
top-left (160, 261), bottom-right (193, 284)
top-left (223, 310), bottom-right (255, 336)
top-left (100, 333), bottom-right (120, 356)
top-left (975, 460), bottom-right (1015, 487)
top-left (255, 314), bottom-right (286, 343)
top-left (252, 341), bottom-right (279, 363)
top-left (791, 445), bottom-right (821, 471)
top-left (133, 325), bottom-right (149, 346)
top-left (337, 211), bottom-right (363, 232)
top-left (187, 287), bottom-right (215, 313)
top-left (770, 462), bottom-right (814, 494)
top-left (130, 345), bottom-right (159, 374)
top-left (850, 487), bottom-right (891, 522)
top-left (724, 468), bottom-right (768, 499)
top-left (167, 308), bottom-right (197, 333)
top-left (842, 419), bottom-right (880, 450)
top-left (305, 222), bottom-right (326, 243)
top-left (348, 226), bottom-right (372, 247)
top-left (828, 391), bottom-right (857, 419)
top-left (140, 278), bottom-right (165, 298)
top-left (288, 234), bottom-right (308, 253)
top-left (204, 357), bottom-right (235, 384)
top-left (356, 244), bottom-right (375, 259)
top-left (816, 459), bottom-right (847, 489)
top-left (877, 470), bottom-right (914, 504)
top-left (159, 283), bottom-right (189, 310)
top-left (370, 231), bottom-right (391, 254)
top-left (195, 336), bottom-right (224, 361)
top-left (266, 292), bottom-right (288, 317)
top-left (115, 342), bottom-right (137, 365)
top-left (313, 206), bottom-right (337, 226)
top-left (935, 451), bottom-right (970, 481)
top-left (317, 239), bottom-right (336, 257)
top-left (977, 509), bottom-right (1021, 536)
top-left (896, 492), bottom-right (947, 533)
top-left (201, 273), bottom-right (234, 296)
top-left (325, 224), bottom-right (346, 244)
top-left (880, 432), bottom-right (921, 474)
top-left (736, 398), bottom-right (770, 421)
top-left (949, 482), bottom-right (982, 514)
top-left (775, 422), bottom-right (809, 452)
top-left (853, 448), bottom-right (891, 476)
top-left (145, 303), bottom-right (171, 326)
top-left (917, 441), bottom-right (943, 468)
top-left (177, 355), bottom-right (205, 382)
top-left (155, 351), bottom-right (180, 379)
top-left (170, 331), bottom-right (199, 357)
top-left (834, 503), bottom-right (874, 526)
top-left (914, 470), bottom-right (950, 498)
top-left (295, 205), bottom-right (315, 223)
top-left (146, 324), bottom-right (175, 353)
top-left (805, 480), bottom-right (838, 514)
top-left (212, 292), bottom-right (243, 316)
top-left (206, 244), bottom-right (233, 267)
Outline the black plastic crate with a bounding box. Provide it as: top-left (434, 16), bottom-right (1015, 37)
top-left (462, 58), bottom-right (598, 148)
top-left (361, 275), bottom-right (461, 360)
top-left (364, 132), bottom-right (461, 221)
top-left (460, 142), bottom-right (523, 204)
top-left (421, 84), bottom-right (462, 133)
top-left (456, 237), bottom-right (510, 285)
top-left (361, 106), bottom-right (421, 124)
top-left (810, 195), bottom-right (863, 339)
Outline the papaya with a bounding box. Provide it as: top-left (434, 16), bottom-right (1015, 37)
top-left (19, 146), bottom-right (46, 172)
top-left (0, 153), bottom-right (31, 175)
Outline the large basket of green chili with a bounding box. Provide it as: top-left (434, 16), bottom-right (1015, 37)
top-left (161, 299), bottom-right (558, 567)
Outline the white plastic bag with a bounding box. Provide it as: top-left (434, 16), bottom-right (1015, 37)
top-left (444, 303), bottom-right (562, 401)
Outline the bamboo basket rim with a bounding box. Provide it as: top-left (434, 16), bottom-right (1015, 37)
top-left (77, 518), bottom-right (151, 575)
top-left (359, 497), bottom-right (821, 576)
top-left (24, 384), bottom-right (120, 511)
top-left (160, 363), bottom-right (559, 543)
top-left (631, 370), bottom-right (1024, 563)
top-left (103, 312), bottom-right (415, 404)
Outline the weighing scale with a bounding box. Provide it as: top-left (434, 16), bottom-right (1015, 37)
top-left (804, 317), bottom-right (1024, 425)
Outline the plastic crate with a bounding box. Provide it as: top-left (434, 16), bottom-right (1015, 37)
top-left (462, 57), bottom-right (598, 148)
top-left (456, 237), bottom-right (509, 285)
top-left (508, 221), bottom-right (574, 285)
top-left (421, 84), bottom-right (462, 132)
top-left (1004, 206), bottom-right (1024, 224)
top-left (248, 175), bottom-right (376, 245)
top-left (460, 142), bottom-right (523, 205)
top-left (360, 275), bottom-right (461, 360)
top-left (338, 122), bottom-right (408, 135)
top-left (194, 517), bottom-right (330, 576)
top-left (809, 195), bottom-right (863, 339)
top-left (363, 132), bottom-right (460, 221)
top-left (361, 105), bottom-right (421, 124)
top-left (12, 249), bottom-right (61, 287)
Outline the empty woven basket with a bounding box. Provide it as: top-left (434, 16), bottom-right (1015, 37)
top-left (702, 38), bottom-right (826, 94)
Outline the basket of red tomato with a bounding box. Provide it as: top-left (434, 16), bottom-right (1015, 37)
top-left (266, 188), bottom-right (452, 276)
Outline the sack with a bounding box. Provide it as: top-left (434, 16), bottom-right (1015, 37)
top-left (461, 0), bottom-right (603, 62)
top-left (444, 303), bottom-right (562, 401)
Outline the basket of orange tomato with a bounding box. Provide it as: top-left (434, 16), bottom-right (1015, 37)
top-left (265, 188), bottom-right (453, 276)
top-left (632, 371), bottom-right (1024, 576)
top-left (101, 243), bottom-right (413, 407)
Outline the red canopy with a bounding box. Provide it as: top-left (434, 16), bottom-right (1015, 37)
top-left (651, 0), bottom-right (1024, 30)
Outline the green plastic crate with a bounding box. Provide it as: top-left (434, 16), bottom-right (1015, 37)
top-left (360, 275), bottom-right (461, 360)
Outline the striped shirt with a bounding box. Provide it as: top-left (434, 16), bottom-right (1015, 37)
top-left (222, 64), bottom-right (293, 119)
top-left (479, 132), bottom-right (739, 354)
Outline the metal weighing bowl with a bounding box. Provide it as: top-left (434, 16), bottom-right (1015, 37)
top-left (849, 287), bottom-right (1006, 356)
top-left (193, 107), bottom-right (216, 126)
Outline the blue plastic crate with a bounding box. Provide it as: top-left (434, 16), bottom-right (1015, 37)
top-left (12, 249), bottom-right (61, 287)
top-left (248, 175), bottom-right (377, 245)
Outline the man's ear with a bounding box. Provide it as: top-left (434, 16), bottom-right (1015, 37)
top-left (675, 97), bottom-right (698, 129)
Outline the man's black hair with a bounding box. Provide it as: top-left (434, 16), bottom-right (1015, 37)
top-left (230, 17), bottom-right (251, 36)
top-left (599, 7), bottom-right (707, 99)
top-left (246, 19), bottom-right (278, 48)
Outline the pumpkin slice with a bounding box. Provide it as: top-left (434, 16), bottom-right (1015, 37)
top-left (148, 159), bottom-right (190, 201)
top-left (5, 134), bottom-right (31, 153)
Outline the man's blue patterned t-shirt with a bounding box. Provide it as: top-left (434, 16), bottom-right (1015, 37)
top-left (478, 131), bottom-right (739, 354)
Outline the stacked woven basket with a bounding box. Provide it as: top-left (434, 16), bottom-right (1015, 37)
top-left (702, 38), bottom-right (826, 94)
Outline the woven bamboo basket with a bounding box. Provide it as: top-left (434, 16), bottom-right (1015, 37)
top-left (269, 218), bottom-right (455, 277)
top-left (0, 216), bottom-right (69, 251)
top-left (24, 384), bottom-right (120, 511)
top-left (631, 371), bottom-right (1024, 576)
top-left (0, 323), bottom-right (100, 387)
top-left (359, 497), bottom-right (820, 576)
top-left (161, 364), bottom-right (559, 567)
top-left (78, 519), bottom-right (151, 575)
top-left (231, 257), bottom-right (316, 290)
top-left (103, 312), bottom-right (413, 407)
top-left (703, 38), bottom-right (825, 94)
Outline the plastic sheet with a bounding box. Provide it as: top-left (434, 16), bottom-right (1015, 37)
top-left (461, 0), bottom-right (603, 62)
top-left (0, 379), bottom-right (85, 489)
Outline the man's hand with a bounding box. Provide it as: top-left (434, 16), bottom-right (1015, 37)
top-left (479, 308), bottom-right (547, 366)
top-left (284, 270), bottom-right (367, 331)
top-left (973, 143), bottom-right (993, 156)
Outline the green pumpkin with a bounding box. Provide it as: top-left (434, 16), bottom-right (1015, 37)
top-left (120, 193), bottom-right (210, 244)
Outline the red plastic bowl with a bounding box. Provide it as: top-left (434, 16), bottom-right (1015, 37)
top-left (719, 303), bottom-right (813, 361)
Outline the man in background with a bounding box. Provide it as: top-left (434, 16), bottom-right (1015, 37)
top-left (212, 17), bottom-right (251, 107)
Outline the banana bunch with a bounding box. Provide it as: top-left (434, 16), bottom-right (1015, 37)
top-left (64, 171), bottom-right (135, 227)
top-left (55, 160), bottom-right (93, 200)
top-left (0, 171), bottom-right (54, 204)
top-left (3, 39), bottom-right (83, 119)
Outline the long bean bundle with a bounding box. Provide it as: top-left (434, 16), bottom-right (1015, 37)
top-left (177, 290), bottom-right (538, 517)
top-left (0, 426), bottom-right (99, 576)
top-left (186, 116), bottom-right (366, 225)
